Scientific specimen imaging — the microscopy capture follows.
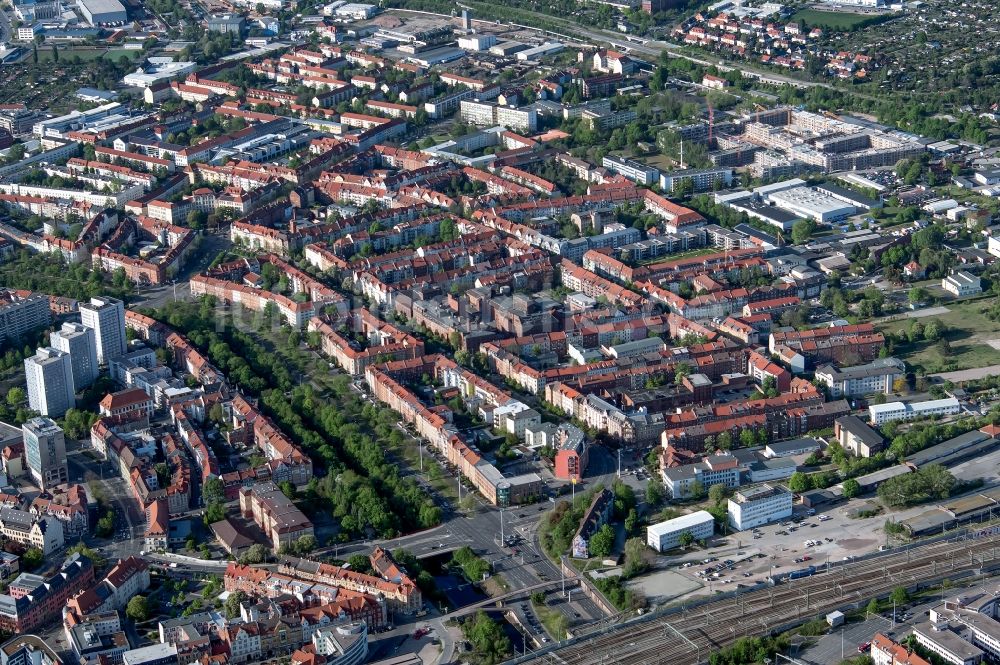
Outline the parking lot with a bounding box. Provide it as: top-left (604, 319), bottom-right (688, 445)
top-left (640, 498), bottom-right (948, 601)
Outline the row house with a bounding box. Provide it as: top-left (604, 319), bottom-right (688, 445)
top-left (0, 554), bottom-right (94, 633)
top-left (229, 395), bottom-right (313, 485)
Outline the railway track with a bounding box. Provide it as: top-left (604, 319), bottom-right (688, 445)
top-left (518, 534), bottom-right (1000, 665)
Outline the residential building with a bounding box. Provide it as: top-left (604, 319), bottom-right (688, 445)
top-left (0, 555), bottom-right (93, 633)
top-left (835, 415), bottom-right (885, 458)
top-left (25, 348), bottom-right (75, 418)
top-left (22, 417), bottom-right (67, 491)
top-left (869, 397), bottom-right (961, 426)
top-left (601, 155), bottom-right (658, 186)
top-left (814, 357), bottom-right (905, 398)
top-left (239, 482), bottom-right (313, 551)
top-left (660, 168), bottom-right (733, 193)
top-left (0, 290), bottom-right (50, 345)
top-left (99, 388), bottom-right (155, 418)
top-left (66, 556), bottom-right (150, 617)
top-left (727, 484), bottom-right (792, 530)
top-left (647, 510), bottom-right (714, 552)
top-left (0, 508), bottom-right (64, 554)
top-left (80, 297), bottom-right (127, 364)
top-left (662, 453), bottom-right (740, 499)
top-left (50, 322), bottom-right (99, 391)
top-left (552, 425), bottom-right (588, 481)
top-left (571, 489), bottom-right (613, 559)
top-left (942, 271), bottom-right (982, 298)
top-left (871, 633), bottom-right (932, 665)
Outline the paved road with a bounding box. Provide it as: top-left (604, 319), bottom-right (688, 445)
top-left (67, 445), bottom-right (143, 561)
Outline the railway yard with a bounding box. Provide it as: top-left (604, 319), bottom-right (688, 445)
top-left (516, 531), bottom-right (1000, 664)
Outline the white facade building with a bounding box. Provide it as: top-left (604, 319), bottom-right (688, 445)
top-left (813, 357), bottom-right (905, 399)
top-left (647, 510), bottom-right (715, 552)
top-left (869, 397), bottom-right (961, 426)
top-left (942, 271), bottom-right (982, 298)
top-left (50, 322), bottom-right (99, 391)
top-left (25, 347), bottom-right (75, 418)
top-left (80, 296), bottom-right (127, 364)
top-left (727, 484), bottom-right (792, 531)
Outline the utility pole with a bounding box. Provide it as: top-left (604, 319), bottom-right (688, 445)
top-left (617, 449), bottom-right (621, 478)
top-left (560, 555), bottom-right (566, 597)
top-left (500, 508), bottom-right (505, 546)
top-left (419, 439), bottom-right (423, 472)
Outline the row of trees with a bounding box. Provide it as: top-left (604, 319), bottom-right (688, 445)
top-left (156, 298), bottom-right (440, 539)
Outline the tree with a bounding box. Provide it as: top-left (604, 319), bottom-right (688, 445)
top-left (202, 477), bottom-right (225, 504)
top-left (589, 524), bottom-right (615, 557)
top-left (462, 611), bottom-right (511, 664)
top-left (890, 586), bottom-right (909, 606)
top-left (126, 595), bottom-right (150, 622)
top-left (716, 431), bottom-right (732, 451)
top-left (791, 219), bottom-right (817, 244)
top-left (645, 477), bottom-right (665, 507)
top-left (239, 544), bottom-right (268, 565)
top-left (708, 483), bottom-right (731, 507)
top-left (225, 590), bottom-right (247, 619)
top-left (788, 472), bottom-right (811, 493)
top-left (347, 554), bottom-right (372, 574)
top-left (678, 531), bottom-right (695, 548)
top-left (278, 481), bottom-right (296, 499)
top-left (5, 387), bottom-right (25, 407)
top-left (96, 511), bottom-right (114, 537)
top-left (689, 481), bottom-right (705, 500)
top-left (892, 378), bottom-right (907, 394)
top-left (203, 501), bottom-right (225, 526)
top-left (21, 547), bottom-right (43, 571)
top-left (842, 478), bottom-right (861, 499)
top-left (908, 287), bottom-right (929, 304)
top-left (622, 537), bottom-right (648, 578)
top-left (866, 598), bottom-right (881, 617)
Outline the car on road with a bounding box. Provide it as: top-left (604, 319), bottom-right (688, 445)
top-left (858, 642), bottom-right (871, 653)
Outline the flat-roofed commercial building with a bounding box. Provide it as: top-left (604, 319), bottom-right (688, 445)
top-left (727, 484), bottom-right (792, 531)
top-left (647, 510), bottom-right (714, 552)
top-left (77, 0), bottom-right (127, 25)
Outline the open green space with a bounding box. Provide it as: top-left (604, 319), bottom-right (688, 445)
top-left (877, 298), bottom-right (1000, 374)
top-left (105, 49), bottom-right (144, 60)
top-left (791, 8), bottom-right (894, 30)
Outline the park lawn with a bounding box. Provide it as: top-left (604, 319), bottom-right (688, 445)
top-left (105, 49), bottom-right (143, 60)
top-left (639, 246), bottom-right (718, 265)
top-left (877, 298), bottom-right (1000, 374)
top-left (791, 8), bottom-right (889, 30)
top-left (37, 48), bottom-right (109, 62)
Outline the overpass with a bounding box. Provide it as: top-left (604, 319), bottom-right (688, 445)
top-left (443, 578), bottom-right (584, 620)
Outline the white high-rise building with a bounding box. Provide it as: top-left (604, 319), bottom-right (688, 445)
top-left (25, 347), bottom-right (75, 417)
top-left (50, 322), bottom-right (99, 391)
top-left (80, 296), bottom-right (126, 364)
top-left (22, 417), bottom-right (67, 490)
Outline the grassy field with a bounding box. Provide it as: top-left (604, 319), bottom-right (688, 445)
top-left (792, 8), bottom-right (893, 31)
top-left (639, 246), bottom-right (719, 265)
top-left (34, 48), bottom-right (109, 62)
top-left (105, 49), bottom-right (143, 60)
top-left (877, 298), bottom-right (1000, 374)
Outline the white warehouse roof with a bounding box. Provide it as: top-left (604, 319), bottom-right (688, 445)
top-left (647, 510), bottom-right (715, 537)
